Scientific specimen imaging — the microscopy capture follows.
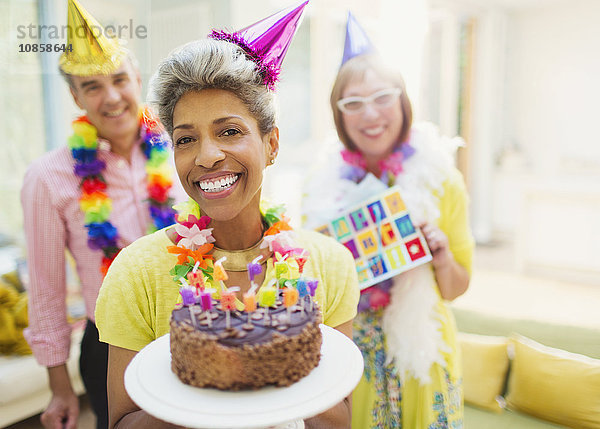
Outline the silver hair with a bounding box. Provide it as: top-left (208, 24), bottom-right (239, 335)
top-left (148, 39), bottom-right (277, 137)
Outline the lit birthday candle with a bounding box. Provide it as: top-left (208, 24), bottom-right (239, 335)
top-left (283, 287), bottom-right (299, 322)
top-left (220, 287), bottom-right (238, 329)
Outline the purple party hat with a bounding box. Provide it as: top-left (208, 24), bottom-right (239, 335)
top-left (341, 12), bottom-right (376, 67)
top-left (209, 0), bottom-right (309, 90)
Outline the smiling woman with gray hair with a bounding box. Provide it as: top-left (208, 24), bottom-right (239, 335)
top-left (149, 39), bottom-right (277, 138)
top-left (95, 5), bottom-right (359, 429)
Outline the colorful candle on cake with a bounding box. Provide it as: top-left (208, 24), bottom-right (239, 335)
top-left (221, 288), bottom-right (238, 329)
top-left (179, 286), bottom-right (195, 305)
top-left (258, 284), bottom-right (277, 325)
top-left (187, 270), bottom-right (205, 292)
top-left (274, 258), bottom-right (289, 280)
top-left (295, 251), bottom-right (308, 275)
top-left (296, 278), bottom-right (309, 314)
top-left (247, 255), bottom-right (263, 288)
top-left (179, 280), bottom-right (197, 326)
top-left (297, 279), bottom-right (309, 298)
top-left (283, 287), bottom-right (299, 322)
top-left (307, 279), bottom-right (318, 312)
top-left (213, 257), bottom-right (228, 291)
top-left (243, 290), bottom-right (257, 326)
top-left (199, 289), bottom-right (214, 327)
top-left (258, 286), bottom-right (276, 307)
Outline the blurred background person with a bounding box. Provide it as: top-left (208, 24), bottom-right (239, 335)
top-left (20, 1), bottom-right (182, 427)
top-left (302, 13), bottom-right (474, 428)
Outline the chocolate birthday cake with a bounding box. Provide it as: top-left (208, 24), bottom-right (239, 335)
top-left (170, 293), bottom-right (322, 390)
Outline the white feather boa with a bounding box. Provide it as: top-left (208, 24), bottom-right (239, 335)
top-left (383, 266), bottom-right (450, 384)
top-left (303, 122), bottom-right (462, 384)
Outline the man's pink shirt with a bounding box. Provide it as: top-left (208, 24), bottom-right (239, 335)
top-left (21, 139), bottom-right (185, 367)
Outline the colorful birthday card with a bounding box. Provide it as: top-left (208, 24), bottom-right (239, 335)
top-left (315, 186), bottom-right (432, 290)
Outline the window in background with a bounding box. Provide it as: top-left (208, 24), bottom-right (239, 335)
top-left (1, 0), bottom-right (46, 240)
top-left (262, 13), bottom-right (312, 225)
top-left (456, 18), bottom-right (474, 181)
top-left (148, 0), bottom-right (215, 89)
top-left (276, 16), bottom-right (311, 152)
top-left (420, 18), bottom-right (442, 127)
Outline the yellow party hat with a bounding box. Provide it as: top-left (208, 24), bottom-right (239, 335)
top-left (59, 0), bottom-right (128, 76)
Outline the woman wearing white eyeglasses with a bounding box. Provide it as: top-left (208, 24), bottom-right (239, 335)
top-left (302, 52), bottom-right (474, 428)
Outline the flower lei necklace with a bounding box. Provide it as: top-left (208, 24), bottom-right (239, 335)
top-left (340, 142), bottom-right (416, 185)
top-left (68, 106), bottom-right (176, 275)
top-left (167, 199), bottom-right (310, 294)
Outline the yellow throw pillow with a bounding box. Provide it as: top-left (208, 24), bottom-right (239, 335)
top-left (458, 332), bottom-right (509, 412)
top-left (506, 334), bottom-right (600, 429)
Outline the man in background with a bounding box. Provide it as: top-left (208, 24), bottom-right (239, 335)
top-left (21, 1), bottom-right (182, 427)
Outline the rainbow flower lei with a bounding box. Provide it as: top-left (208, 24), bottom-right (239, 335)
top-left (168, 199), bottom-right (308, 290)
top-left (68, 106), bottom-right (176, 275)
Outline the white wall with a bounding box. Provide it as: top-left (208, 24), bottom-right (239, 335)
top-left (506, 0), bottom-right (600, 176)
top-left (494, 0), bottom-right (600, 234)
top-left (492, 0), bottom-right (600, 281)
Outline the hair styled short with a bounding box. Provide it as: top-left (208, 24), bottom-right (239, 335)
top-left (148, 39), bottom-right (277, 137)
top-left (330, 54), bottom-right (413, 152)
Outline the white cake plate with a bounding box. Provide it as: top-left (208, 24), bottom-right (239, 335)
top-left (124, 324), bottom-right (364, 429)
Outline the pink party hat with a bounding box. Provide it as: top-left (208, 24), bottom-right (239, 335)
top-left (209, 0), bottom-right (309, 90)
top-left (341, 12), bottom-right (376, 67)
